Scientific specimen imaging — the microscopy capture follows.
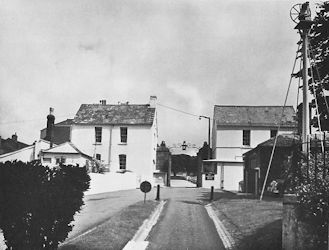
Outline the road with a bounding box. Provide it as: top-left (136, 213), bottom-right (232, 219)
top-left (147, 180), bottom-right (225, 250)
top-left (0, 180), bottom-right (224, 250)
top-left (66, 188), bottom-right (158, 240)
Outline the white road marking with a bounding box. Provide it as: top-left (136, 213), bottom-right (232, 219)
top-left (123, 200), bottom-right (166, 250)
top-left (205, 204), bottom-right (234, 249)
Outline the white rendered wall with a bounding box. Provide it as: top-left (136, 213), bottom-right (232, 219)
top-left (202, 174), bottom-right (221, 189)
top-left (215, 127), bottom-right (294, 161)
top-left (71, 122), bottom-right (157, 183)
top-left (221, 163), bottom-right (244, 191)
top-left (41, 153), bottom-right (87, 167)
top-left (0, 146), bottom-right (34, 162)
top-left (0, 140), bottom-right (52, 163)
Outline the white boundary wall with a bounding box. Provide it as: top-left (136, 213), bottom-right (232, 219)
top-left (85, 172), bottom-right (139, 195)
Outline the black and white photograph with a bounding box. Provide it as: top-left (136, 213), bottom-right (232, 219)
top-left (0, 0), bottom-right (328, 249)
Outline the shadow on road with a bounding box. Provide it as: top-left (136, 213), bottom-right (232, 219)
top-left (198, 189), bottom-right (283, 203)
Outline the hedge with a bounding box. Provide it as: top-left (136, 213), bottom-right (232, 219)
top-left (0, 160), bottom-right (90, 249)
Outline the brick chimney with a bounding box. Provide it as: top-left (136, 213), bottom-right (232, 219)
top-left (149, 95), bottom-right (157, 108)
top-left (46, 107), bottom-right (55, 148)
top-left (12, 133), bottom-right (17, 142)
top-left (99, 99), bottom-right (106, 105)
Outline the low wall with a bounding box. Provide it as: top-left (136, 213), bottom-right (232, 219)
top-left (282, 194), bottom-right (321, 250)
top-left (85, 172), bottom-right (139, 195)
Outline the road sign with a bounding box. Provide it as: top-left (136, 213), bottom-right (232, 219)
top-left (205, 173), bottom-right (215, 181)
top-left (140, 181), bottom-right (152, 203)
top-left (140, 181), bottom-right (152, 193)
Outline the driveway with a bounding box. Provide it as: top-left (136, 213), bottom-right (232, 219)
top-left (147, 187), bottom-right (225, 250)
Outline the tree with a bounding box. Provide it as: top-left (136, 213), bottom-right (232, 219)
top-left (309, 2), bottom-right (329, 131)
top-left (171, 154), bottom-right (198, 176)
top-left (0, 161), bottom-right (90, 249)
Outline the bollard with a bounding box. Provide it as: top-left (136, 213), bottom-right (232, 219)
top-left (210, 186), bottom-right (214, 201)
top-left (156, 184), bottom-right (160, 201)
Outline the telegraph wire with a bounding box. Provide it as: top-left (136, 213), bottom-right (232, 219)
top-left (157, 103), bottom-right (213, 120)
top-left (0, 114), bottom-right (75, 125)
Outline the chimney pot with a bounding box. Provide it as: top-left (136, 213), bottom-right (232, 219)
top-left (46, 107), bottom-right (55, 148)
top-left (149, 95), bottom-right (157, 108)
top-left (12, 133), bottom-right (17, 142)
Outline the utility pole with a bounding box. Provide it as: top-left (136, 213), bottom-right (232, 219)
top-left (294, 2), bottom-right (313, 153)
top-left (199, 115), bottom-right (211, 159)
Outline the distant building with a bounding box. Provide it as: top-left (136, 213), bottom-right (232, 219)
top-left (0, 134), bottom-right (29, 155)
top-left (0, 139), bottom-right (53, 163)
top-left (40, 142), bottom-right (92, 168)
top-left (207, 105), bottom-right (297, 191)
top-left (40, 119), bottom-right (72, 145)
top-left (243, 134), bottom-right (299, 195)
top-left (70, 96), bottom-right (158, 184)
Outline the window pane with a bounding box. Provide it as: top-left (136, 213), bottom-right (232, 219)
top-left (270, 130), bottom-right (278, 138)
top-left (96, 154), bottom-right (101, 160)
top-left (119, 154), bottom-right (126, 169)
top-left (43, 158), bottom-right (51, 163)
top-left (120, 127), bottom-right (128, 143)
top-left (95, 127), bottom-right (102, 143)
top-left (243, 130), bottom-right (250, 146)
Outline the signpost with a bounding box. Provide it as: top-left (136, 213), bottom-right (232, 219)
top-left (140, 181), bottom-right (152, 203)
top-left (205, 173), bottom-right (215, 181)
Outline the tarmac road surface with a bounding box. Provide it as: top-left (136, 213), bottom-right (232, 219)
top-left (147, 185), bottom-right (225, 250)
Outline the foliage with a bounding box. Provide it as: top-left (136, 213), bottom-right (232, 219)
top-left (0, 160), bottom-right (90, 249)
top-left (309, 2), bottom-right (329, 131)
top-left (171, 155), bottom-right (198, 176)
top-left (284, 142), bottom-right (329, 244)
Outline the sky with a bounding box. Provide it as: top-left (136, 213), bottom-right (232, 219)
top-left (0, 0), bottom-right (318, 147)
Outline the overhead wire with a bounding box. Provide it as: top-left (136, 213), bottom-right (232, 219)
top-left (0, 114), bottom-right (75, 125)
top-left (309, 55), bottom-right (325, 152)
top-left (308, 41), bottom-right (329, 115)
top-left (157, 103), bottom-right (213, 120)
top-left (260, 42), bottom-right (301, 200)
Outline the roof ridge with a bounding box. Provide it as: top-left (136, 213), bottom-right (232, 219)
top-left (214, 105), bottom-right (294, 107)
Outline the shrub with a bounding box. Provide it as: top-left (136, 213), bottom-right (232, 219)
top-left (0, 160), bottom-right (90, 249)
top-left (284, 145), bottom-right (329, 248)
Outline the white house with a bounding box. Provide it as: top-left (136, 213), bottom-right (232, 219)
top-left (205, 105), bottom-right (296, 191)
top-left (70, 96), bottom-right (158, 184)
top-left (40, 142), bottom-right (92, 168)
top-left (0, 139), bottom-right (53, 163)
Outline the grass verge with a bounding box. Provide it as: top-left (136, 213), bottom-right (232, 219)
top-left (60, 200), bottom-right (158, 250)
top-left (211, 192), bottom-right (282, 250)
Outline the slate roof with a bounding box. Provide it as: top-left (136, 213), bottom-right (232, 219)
top-left (258, 134), bottom-right (300, 147)
top-left (245, 133), bottom-right (329, 156)
top-left (73, 104), bottom-right (155, 125)
top-left (0, 137), bottom-right (30, 155)
top-left (41, 142), bottom-right (92, 159)
top-left (40, 120), bottom-right (72, 145)
top-left (56, 119), bottom-right (73, 126)
top-left (213, 105), bottom-right (296, 128)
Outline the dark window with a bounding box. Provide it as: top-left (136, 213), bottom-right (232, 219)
top-left (56, 157), bottom-right (66, 164)
top-left (120, 127), bottom-right (128, 143)
top-left (119, 154), bottom-right (126, 169)
top-left (270, 130), bottom-right (278, 138)
top-left (96, 154), bottom-right (101, 161)
top-left (243, 130), bottom-right (250, 146)
top-left (95, 127), bottom-right (102, 143)
top-left (43, 157), bottom-right (51, 163)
